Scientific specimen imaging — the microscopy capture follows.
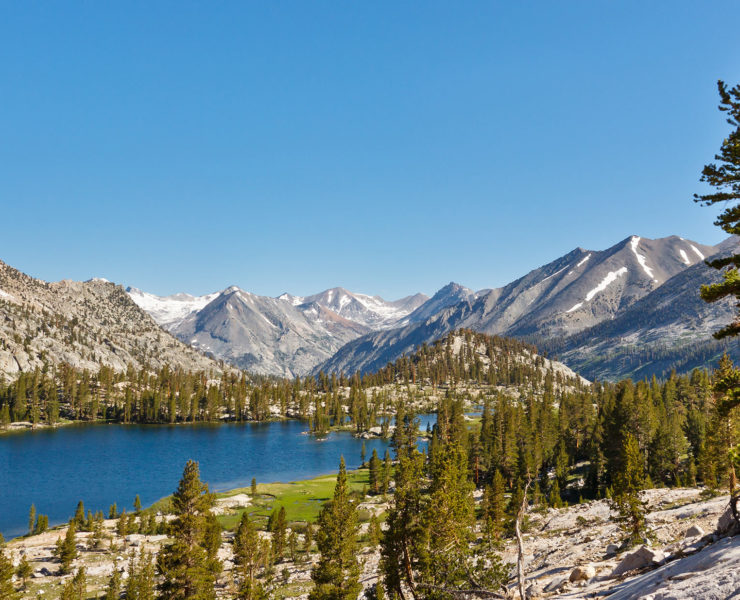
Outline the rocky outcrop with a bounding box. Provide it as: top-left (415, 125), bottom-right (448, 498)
top-left (611, 546), bottom-right (665, 577)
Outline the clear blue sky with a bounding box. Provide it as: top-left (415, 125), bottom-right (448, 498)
top-left (1, 2), bottom-right (738, 299)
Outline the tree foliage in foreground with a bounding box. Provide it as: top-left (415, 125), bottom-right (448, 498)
top-left (612, 433), bottom-right (647, 546)
top-left (382, 405), bottom-right (508, 599)
top-left (309, 456), bottom-right (361, 600)
top-left (157, 460), bottom-right (221, 600)
top-left (695, 80), bottom-right (740, 339)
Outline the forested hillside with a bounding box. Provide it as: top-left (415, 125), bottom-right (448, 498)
top-left (0, 329), bottom-right (583, 429)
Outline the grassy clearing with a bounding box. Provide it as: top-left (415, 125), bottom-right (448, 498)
top-left (216, 468), bottom-right (373, 530)
top-left (147, 468), bottom-right (378, 531)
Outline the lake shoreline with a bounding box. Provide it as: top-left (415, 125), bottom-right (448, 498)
top-left (0, 417), bottom-right (421, 539)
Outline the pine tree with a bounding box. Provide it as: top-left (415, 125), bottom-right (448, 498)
top-left (56, 521), bottom-right (78, 574)
top-left (303, 523), bottom-right (314, 554)
top-left (233, 512), bottom-right (265, 600)
top-left (694, 80), bottom-right (740, 338)
top-left (74, 500), bottom-right (85, 528)
top-left (0, 545), bottom-right (18, 600)
top-left (381, 450), bottom-right (392, 494)
top-left (28, 504), bottom-right (36, 536)
top-left (288, 530), bottom-right (298, 563)
top-left (251, 477), bottom-right (257, 496)
top-left (35, 514), bottom-right (48, 534)
top-left (127, 553), bottom-right (139, 600)
top-left (612, 433), bottom-right (647, 546)
top-left (16, 555), bottom-right (32, 589)
top-left (380, 418), bottom-right (425, 598)
top-left (368, 514), bottom-right (382, 548)
top-left (368, 448), bottom-right (381, 494)
top-left (117, 509), bottom-right (129, 540)
top-left (134, 494), bottom-right (142, 514)
top-left (60, 567), bottom-right (86, 600)
top-left (483, 469), bottom-right (506, 539)
top-left (309, 456), bottom-right (361, 600)
top-left (92, 517), bottom-right (106, 549)
top-left (128, 551), bottom-right (157, 600)
top-left (271, 506), bottom-right (287, 563)
top-left (548, 479), bottom-right (563, 508)
top-left (138, 553), bottom-right (157, 600)
top-left (104, 567), bottom-right (122, 600)
top-left (203, 513), bottom-right (222, 562)
top-left (157, 460), bottom-right (221, 600)
top-left (421, 439), bottom-right (506, 595)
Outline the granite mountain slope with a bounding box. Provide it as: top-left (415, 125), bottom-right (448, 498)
top-left (536, 236), bottom-right (740, 380)
top-left (167, 287), bottom-right (372, 378)
top-left (317, 235), bottom-right (725, 379)
top-left (0, 260), bottom-right (222, 380)
top-left (129, 285), bottom-right (428, 377)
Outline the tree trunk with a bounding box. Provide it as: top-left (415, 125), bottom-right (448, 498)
top-left (515, 477), bottom-right (532, 600)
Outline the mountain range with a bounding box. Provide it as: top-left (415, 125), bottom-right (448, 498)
top-left (126, 285), bottom-right (428, 377)
top-left (125, 234), bottom-right (736, 381)
top-left (0, 233), bottom-right (732, 383)
top-left (318, 235), bottom-right (737, 380)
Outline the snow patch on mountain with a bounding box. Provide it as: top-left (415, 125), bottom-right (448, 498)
top-left (691, 244), bottom-right (706, 260)
top-left (630, 236), bottom-right (657, 281)
top-left (577, 254), bottom-right (591, 267)
top-left (277, 293), bottom-right (303, 305)
top-left (584, 267), bottom-right (628, 302)
top-left (541, 265), bottom-right (569, 283)
top-left (292, 287), bottom-right (427, 329)
top-left (566, 302), bottom-right (583, 313)
top-left (126, 287), bottom-right (220, 329)
top-left (679, 249), bottom-right (691, 265)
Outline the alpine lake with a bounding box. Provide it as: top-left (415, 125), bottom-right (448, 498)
top-left (0, 415), bottom-right (437, 539)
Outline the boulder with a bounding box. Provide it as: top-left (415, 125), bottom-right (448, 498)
top-left (717, 505), bottom-right (739, 535)
top-left (606, 543), bottom-right (620, 556)
top-left (525, 581), bottom-right (544, 598)
top-left (544, 575), bottom-right (569, 592)
top-left (684, 524), bottom-right (704, 538)
top-left (611, 546), bottom-right (665, 577)
top-left (125, 534), bottom-right (145, 546)
top-left (569, 565), bottom-right (596, 582)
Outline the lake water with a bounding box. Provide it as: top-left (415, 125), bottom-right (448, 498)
top-left (0, 416), bottom-right (436, 540)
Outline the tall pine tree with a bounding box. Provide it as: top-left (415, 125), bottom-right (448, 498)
top-left (157, 460), bottom-right (221, 600)
top-left (309, 456), bottom-right (361, 600)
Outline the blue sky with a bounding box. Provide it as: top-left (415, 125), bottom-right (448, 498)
top-left (1, 2), bottom-right (738, 299)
